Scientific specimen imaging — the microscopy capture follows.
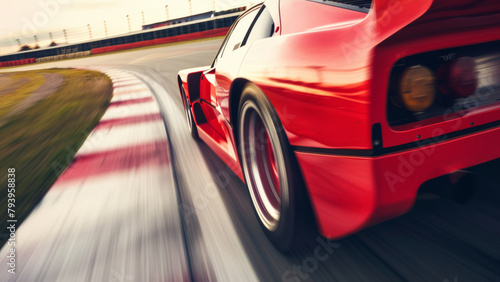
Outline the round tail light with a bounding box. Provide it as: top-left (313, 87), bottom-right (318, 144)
top-left (439, 57), bottom-right (478, 99)
top-left (397, 65), bottom-right (436, 112)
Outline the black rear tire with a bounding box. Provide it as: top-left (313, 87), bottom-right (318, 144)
top-left (237, 83), bottom-right (311, 252)
top-left (181, 85), bottom-right (199, 140)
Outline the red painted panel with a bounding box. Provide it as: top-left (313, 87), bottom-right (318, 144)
top-left (297, 124), bottom-right (500, 239)
top-left (175, 0), bottom-right (500, 240)
top-left (197, 122), bottom-right (244, 181)
top-left (54, 140), bottom-right (170, 184)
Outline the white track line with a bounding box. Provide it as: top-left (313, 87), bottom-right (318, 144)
top-left (132, 70), bottom-right (259, 282)
top-left (110, 91), bottom-right (152, 102)
top-left (100, 101), bottom-right (159, 121)
top-left (76, 119), bottom-right (166, 156)
top-left (0, 70), bottom-right (188, 282)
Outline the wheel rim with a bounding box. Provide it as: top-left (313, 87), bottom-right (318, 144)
top-left (240, 101), bottom-right (282, 231)
top-left (265, 133), bottom-right (280, 196)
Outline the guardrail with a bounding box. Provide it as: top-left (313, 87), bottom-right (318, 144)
top-left (91, 27), bottom-right (229, 54)
top-left (0, 12), bottom-right (240, 68)
top-left (36, 51), bottom-right (92, 63)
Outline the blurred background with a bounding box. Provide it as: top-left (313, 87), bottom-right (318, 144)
top-left (1, 1), bottom-right (500, 281)
top-left (0, 0), bottom-right (257, 55)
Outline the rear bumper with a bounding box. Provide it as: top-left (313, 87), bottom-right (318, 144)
top-left (295, 124), bottom-right (500, 239)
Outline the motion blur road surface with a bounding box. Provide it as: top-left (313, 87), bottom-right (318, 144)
top-left (2, 38), bottom-right (500, 281)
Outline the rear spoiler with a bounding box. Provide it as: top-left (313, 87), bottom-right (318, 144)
top-left (371, 0), bottom-right (500, 42)
top-left (370, 0), bottom-right (433, 42)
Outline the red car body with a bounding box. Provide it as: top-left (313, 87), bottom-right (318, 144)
top-left (178, 0), bottom-right (500, 241)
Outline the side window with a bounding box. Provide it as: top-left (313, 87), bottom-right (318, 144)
top-left (243, 7), bottom-right (274, 47)
top-left (220, 8), bottom-right (259, 58)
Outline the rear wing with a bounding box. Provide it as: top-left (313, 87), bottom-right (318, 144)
top-left (371, 0), bottom-right (500, 42)
top-left (370, 0), bottom-right (432, 42)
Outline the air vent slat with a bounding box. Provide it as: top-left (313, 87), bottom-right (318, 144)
top-left (315, 0), bottom-right (372, 12)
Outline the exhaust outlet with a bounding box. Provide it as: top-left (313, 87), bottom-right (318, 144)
top-left (421, 170), bottom-right (477, 204)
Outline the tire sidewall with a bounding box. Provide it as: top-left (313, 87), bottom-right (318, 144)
top-left (181, 85), bottom-right (198, 139)
top-left (238, 83), bottom-right (299, 251)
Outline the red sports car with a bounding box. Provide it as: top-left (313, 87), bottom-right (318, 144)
top-left (178, 0), bottom-right (500, 250)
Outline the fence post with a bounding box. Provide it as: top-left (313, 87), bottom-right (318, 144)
top-left (87, 24), bottom-right (92, 40)
top-left (63, 29), bottom-right (68, 43)
top-left (127, 15), bottom-right (131, 33)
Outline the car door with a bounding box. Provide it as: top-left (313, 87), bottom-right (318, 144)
top-left (195, 5), bottom-right (277, 174)
top-left (211, 6), bottom-right (262, 121)
top-left (200, 7), bottom-right (260, 105)
top-left (194, 7), bottom-right (263, 162)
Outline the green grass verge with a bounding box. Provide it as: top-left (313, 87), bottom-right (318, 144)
top-left (0, 69), bottom-right (112, 246)
top-left (0, 72), bottom-right (46, 117)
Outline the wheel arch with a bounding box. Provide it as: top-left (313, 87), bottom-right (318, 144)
top-left (229, 78), bottom-right (251, 141)
top-left (232, 80), bottom-right (321, 241)
top-left (177, 75), bottom-right (187, 107)
top-left (177, 75), bottom-right (183, 93)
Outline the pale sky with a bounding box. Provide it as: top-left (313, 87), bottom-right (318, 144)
top-left (0, 0), bottom-right (254, 54)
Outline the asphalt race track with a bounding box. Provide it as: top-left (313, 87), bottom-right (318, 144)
top-left (2, 38), bottom-right (500, 281)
